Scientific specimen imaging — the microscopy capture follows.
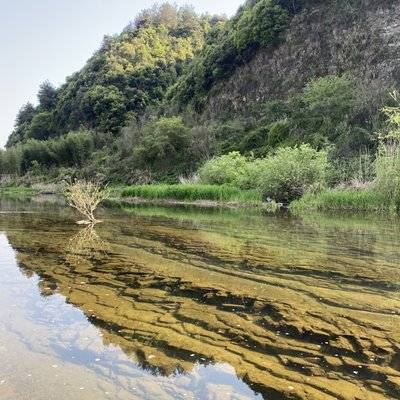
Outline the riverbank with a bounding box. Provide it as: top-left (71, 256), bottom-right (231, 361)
top-left (118, 184), bottom-right (399, 215)
top-left (0, 186), bottom-right (38, 197)
top-left (1, 183), bottom-right (397, 216)
top-left (290, 188), bottom-right (396, 214)
top-left (112, 196), bottom-right (280, 211)
top-left (117, 184), bottom-right (281, 211)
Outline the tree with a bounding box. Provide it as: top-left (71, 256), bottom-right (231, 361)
top-left (6, 103), bottom-right (37, 147)
top-left (27, 112), bottom-right (54, 140)
top-left (82, 85), bottom-right (127, 133)
top-left (15, 102), bottom-right (36, 126)
top-left (140, 116), bottom-right (190, 161)
top-left (133, 3), bottom-right (178, 30)
top-left (157, 3), bottom-right (178, 28)
top-left (38, 81), bottom-right (58, 111)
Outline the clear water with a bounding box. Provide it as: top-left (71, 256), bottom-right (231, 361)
top-left (0, 196), bottom-right (399, 399)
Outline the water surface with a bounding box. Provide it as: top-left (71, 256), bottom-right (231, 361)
top-left (0, 197), bottom-right (399, 399)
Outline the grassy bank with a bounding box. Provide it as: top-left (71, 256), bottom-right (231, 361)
top-left (121, 184), bottom-right (263, 203)
top-left (290, 189), bottom-right (391, 214)
top-left (0, 186), bottom-right (38, 198)
top-left (2, 182), bottom-right (396, 216)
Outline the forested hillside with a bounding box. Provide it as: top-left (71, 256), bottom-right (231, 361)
top-left (1, 0), bottom-right (400, 186)
top-left (6, 4), bottom-right (219, 147)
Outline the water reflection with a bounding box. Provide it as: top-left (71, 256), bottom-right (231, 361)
top-left (1, 226), bottom-right (263, 399)
top-left (0, 200), bottom-right (399, 399)
top-left (66, 224), bottom-right (111, 262)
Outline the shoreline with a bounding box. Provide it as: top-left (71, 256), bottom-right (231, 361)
top-left (108, 196), bottom-right (279, 210)
top-left (0, 184), bottom-right (397, 216)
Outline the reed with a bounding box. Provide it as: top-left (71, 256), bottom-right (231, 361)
top-left (121, 184), bottom-right (262, 203)
top-left (290, 189), bottom-right (390, 213)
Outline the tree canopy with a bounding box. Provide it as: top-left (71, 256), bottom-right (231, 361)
top-left (7, 3), bottom-right (218, 147)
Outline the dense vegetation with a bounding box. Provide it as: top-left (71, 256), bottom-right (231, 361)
top-left (1, 0), bottom-right (400, 213)
top-left (170, 0), bottom-right (300, 110)
top-left (291, 96), bottom-right (400, 213)
top-left (6, 4), bottom-right (220, 147)
top-left (198, 145), bottom-right (327, 203)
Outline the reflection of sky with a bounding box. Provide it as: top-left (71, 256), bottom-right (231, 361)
top-left (0, 233), bottom-right (262, 400)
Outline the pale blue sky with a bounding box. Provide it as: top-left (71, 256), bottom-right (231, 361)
top-left (0, 0), bottom-right (244, 147)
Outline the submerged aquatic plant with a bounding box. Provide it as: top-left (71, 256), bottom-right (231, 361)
top-left (64, 180), bottom-right (109, 224)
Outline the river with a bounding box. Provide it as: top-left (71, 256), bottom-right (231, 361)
top-left (0, 196), bottom-right (399, 399)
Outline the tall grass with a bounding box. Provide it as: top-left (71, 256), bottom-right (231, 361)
top-left (121, 184), bottom-right (262, 203)
top-left (375, 143), bottom-right (400, 212)
top-left (0, 186), bottom-right (37, 198)
top-left (290, 189), bottom-right (390, 213)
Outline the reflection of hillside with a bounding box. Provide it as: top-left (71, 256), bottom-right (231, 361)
top-left (8, 215), bottom-right (400, 400)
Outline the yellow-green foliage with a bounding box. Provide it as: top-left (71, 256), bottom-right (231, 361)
top-left (198, 152), bottom-right (248, 186)
top-left (199, 145), bottom-right (328, 203)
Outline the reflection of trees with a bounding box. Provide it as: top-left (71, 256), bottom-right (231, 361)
top-left (5, 217), bottom-right (400, 400)
top-left (65, 224), bottom-right (111, 264)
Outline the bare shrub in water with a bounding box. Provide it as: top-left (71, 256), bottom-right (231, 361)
top-left (64, 180), bottom-right (109, 224)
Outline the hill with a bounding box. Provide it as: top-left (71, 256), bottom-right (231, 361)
top-left (6, 4), bottom-right (220, 147)
top-left (1, 0), bottom-right (400, 185)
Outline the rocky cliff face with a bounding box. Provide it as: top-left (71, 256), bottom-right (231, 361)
top-left (204, 0), bottom-right (400, 116)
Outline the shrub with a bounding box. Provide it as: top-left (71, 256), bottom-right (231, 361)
top-left (0, 147), bottom-right (22, 175)
top-left (254, 145), bottom-right (328, 202)
top-left (327, 152), bottom-right (374, 187)
top-left (49, 131), bottom-right (95, 167)
top-left (375, 92), bottom-right (400, 212)
top-left (237, 158), bottom-right (268, 190)
top-left (0, 131), bottom-right (95, 176)
top-left (198, 145), bottom-right (327, 203)
top-left (64, 180), bottom-right (110, 224)
top-left (198, 152), bottom-right (248, 185)
top-left (290, 189), bottom-right (388, 213)
top-left (302, 75), bottom-right (357, 122)
top-left (375, 142), bottom-right (400, 212)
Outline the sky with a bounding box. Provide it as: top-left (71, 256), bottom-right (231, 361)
top-left (0, 0), bottom-right (244, 147)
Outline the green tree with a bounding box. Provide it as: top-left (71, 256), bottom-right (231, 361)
top-left (141, 116), bottom-right (190, 159)
top-left (38, 81), bottom-right (58, 111)
top-left (6, 103), bottom-right (37, 147)
top-left (27, 112), bottom-right (54, 140)
top-left (82, 85), bottom-right (127, 133)
top-left (15, 102), bottom-right (36, 125)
